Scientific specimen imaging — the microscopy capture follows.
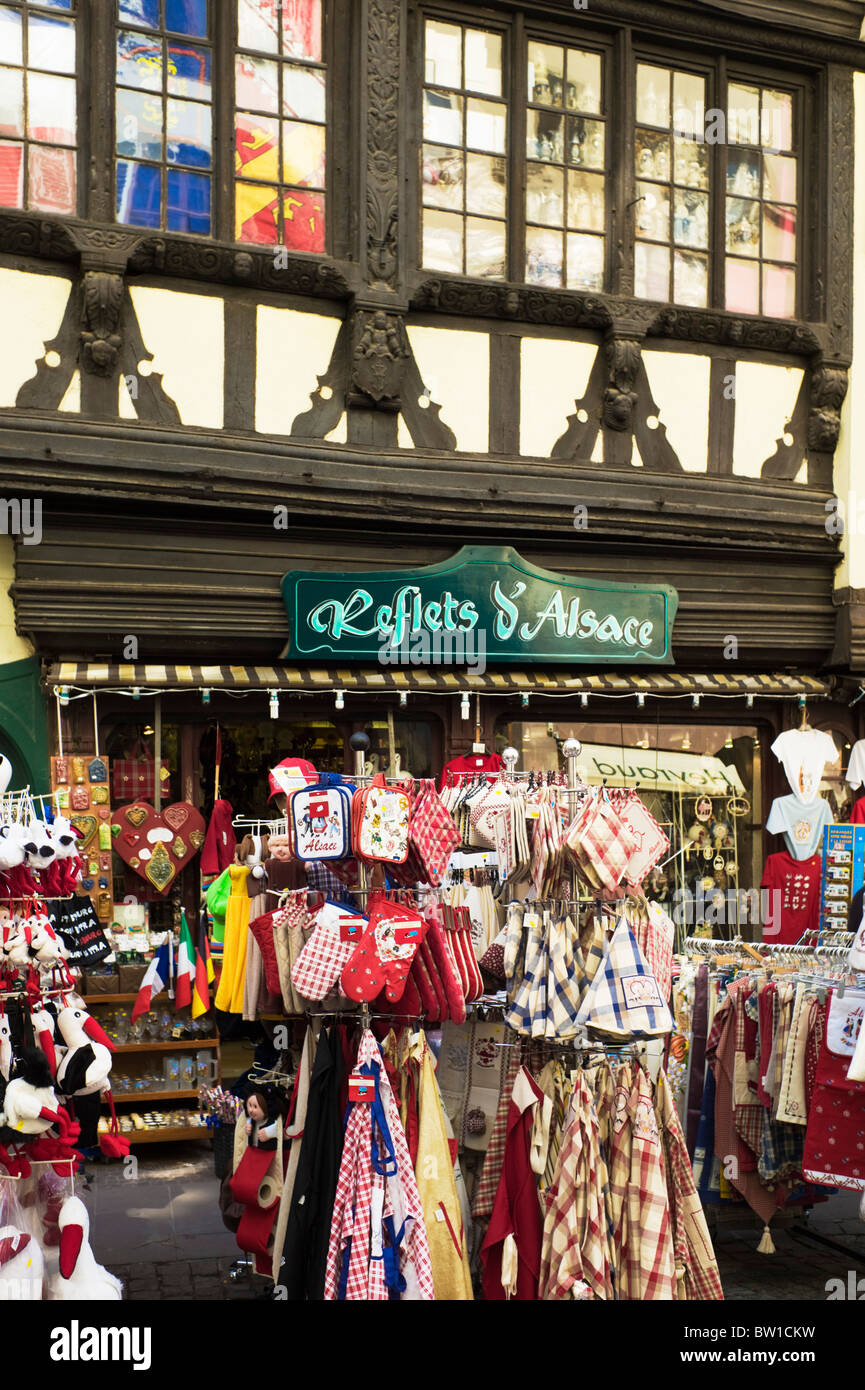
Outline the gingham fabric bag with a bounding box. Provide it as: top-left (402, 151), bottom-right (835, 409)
top-left (409, 779), bottom-right (460, 887)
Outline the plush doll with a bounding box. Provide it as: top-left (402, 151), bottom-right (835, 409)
top-left (238, 833), bottom-right (270, 884)
top-left (0, 1226), bottom-right (44, 1299)
top-left (0, 1047), bottom-right (63, 1136)
top-left (244, 1086), bottom-right (282, 1150)
top-left (51, 1195), bottom-right (122, 1300)
top-left (0, 823), bottom-right (36, 898)
top-left (22, 821), bottom-right (56, 881)
top-left (55, 1007), bottom-right (113, 1098)
top-left (47, 816), bottom-right (83, 896)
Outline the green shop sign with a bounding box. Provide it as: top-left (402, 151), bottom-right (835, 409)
top-left (281, 547), bottom-right (677, 665)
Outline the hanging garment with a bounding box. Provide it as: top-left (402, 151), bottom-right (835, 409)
top-left (280, 1025), bottom-right (346, 1298)
top-left (269, 1026), bottom-right (313, 1284)
top-left (214, 864), bottom-right (251, 1013)
top-left (654, 1071), bottom-right (723, 1301)
top-left (409, 1030), bottom-right (473, 1300)
top-left (685, 963), bottom-right (710, 1157)
top-left (242, 879), bottom-right (269, 1020)
top-left (759, 851), bottom-right (822, 944)
top-left (770, 727), bottom-right (838, 804)
top-left (621, 1066), bottom-right (677, 1301)
top-left (481, 1066), bottom-right (545, 1301)
top-left (472, 1046), bottom-right (522, 1224)
top-left (539, 1069), bottom-right (614, 1301)
top-left (766, 794), bottom-right (832, 862)
top-left (200, 798), bottom-right (237, 878)
top-left (575, 917), bottom-right (672, 1039)
top-left (803, 988), bottom-right (865, 1189)
top-left (324, 1031), bottom-right (434, 1301)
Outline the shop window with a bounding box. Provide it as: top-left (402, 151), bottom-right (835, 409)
top-left (724, 82), bottom-right (797, 317)
top-left (421, 17), bottom-right (507, 279)
top-left (199, 717), bottom-right (341, 819)
top-left (115, 0), bottom-right (213, 232)
top-left (360, 716), bottom-right (437, 781)
top-left (0, 0), bottom-right (78, 215)
top-left (234, 0), bottom-right (326, 249)
top-left (821, 728), bottom-right (853, 821)
top-left (634, 62), bottom-right (708, 307)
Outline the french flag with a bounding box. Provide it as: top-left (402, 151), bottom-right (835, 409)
top-left (131, 941), bottom-right (171, 1022)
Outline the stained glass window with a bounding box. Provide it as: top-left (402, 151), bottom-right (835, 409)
top-left (725, 83), bottom-right (797, 318)
top-left (525, 40), bottom-right (605, 290)
top-left (234, 0), bottom-right (326, 250)
top-left (115, 0), bottom-right (212, 233)
top-left (421, 19), bottom-right (507, 279)
top-left (0, 0), bottom-right (77, 215)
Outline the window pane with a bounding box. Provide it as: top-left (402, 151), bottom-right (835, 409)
top-left (116, 158), bottom-right (161, 226)
top-left (567, 169), bottom-right (604, 231)
top-left (166, 166), bottom-right (210, 231)
top-left (674, 188), bottom-right (708, 248)
top-left (525, 225), bottom-right (562, 286)
top-left (423, 207), bottom-right (463, 272)
top-left (635, 240), bottom-right (669, 299)
top-left (0, 7), bottom-right (23, 66)
top-left (28, 13), bottom-right (75, 74)
top-left (165, 0), bottom-right (208, 37)
top-left (282, 119), bottom-right (324, 186)
top-left (763, 89), bottom-right (792, 151)
top-left (425, 20), bottom-right (461, 89)
top-left (636, 64), bottom-right (669, 126)
top-left (726, 197), bottom-right (759, 256)
top-left (117, 29), bottom-right (162, 91)
top-left (672, 71), bottom-right (703, 136)
top-left (673, 249), bottom-right (707, 307)
top-left (674, 137), bottom-right (708, 190)
top-left (167, 40), bottom-right (210, 99)
top-left (423, 88), bottom-right (462, 145)
top-left (635, 180), bottom-right (669, 241)
top-left (0, 68), bottom-right (23, 139)
top-left (282, 0), bottom-right (321, 62)
top-left (282, 62), bottom-right (325, 122)
top-left (526, 161), bottom-right (563, 226)
top-left (119, 0), bottom-right (159, 28)
top-left (116, 87), bottom-right (163, 159)
top-left (762, 262), bottom-right (795, 317)
top-left (235, 111), bottom-right (279, 180)
top-left (167, 96), bottom-right (211, 167)
top-left (0, 140), bottom-right (23, 206)
top-left (29, 143), bottom-right (74, 212)
top-left (283, 186), bottom-right (325, 249)
top-left (237, 0), bottom-right (278, 53)
top-left (464, 29), bottom-right (501, 97)
top-left (422, 143), bottom-right (463, 211)
top-left (763, 151), bottom-right (796, 203)
top-left (527, 109), bottom-right (563, 163)
top-left (466, 97), bottom-right (505, 154)
top-left (635, 129), bottom-right (669, 181)
top-left (726, 149), bottom-right (760, 196)
top-left (235, 179), bottom-right (279, 240)
top-left (725, 256), bottom-right (759, 313)
top-left (728, 83), bottom-right (759, 144)
top-left (466, 216), bottom-right (505, 277)
top-left (235, 53), bottom-right (279, 112)
top-left (569, 116), bottom-right (604, 170)
top-left (762, 202), bottom-right (795, 262)
top-left (565, 49), bottom-right (601, 113)
top-left (567, 231), bottom-right (603, 290)
top-left (466, 151), bottom-right (505, 217)
top-left (27, 72), bottom-right (75, 144)
top-left (528, 42), bottom-right (563, 108)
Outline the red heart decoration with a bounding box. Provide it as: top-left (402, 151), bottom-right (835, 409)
top-left (110, 800), bottom-right (206, 895)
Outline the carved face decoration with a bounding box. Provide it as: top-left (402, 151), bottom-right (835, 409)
top-left (233, 251), bottom-right (253, 278)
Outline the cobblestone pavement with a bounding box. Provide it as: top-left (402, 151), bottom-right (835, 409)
top-left (80, 1141), bottom-right (865, 1301)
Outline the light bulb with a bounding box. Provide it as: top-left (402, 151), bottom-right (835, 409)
top-left (580, 693), bottom-right (588, 707)
top-left (637, 692), bottom-right (645, 708)
top-left (201, 688), bottom-right (211, 705)
top-left (460, 693), bottom-right (470, 720)
top-left (57, 687), bottom-right (69, 707)
top-left (692, 694), bottom-right (701, 709)
top-left (269, 690), bottom-right (279, 720)
top-left (521, 693), bottom-right (530, 709)
top-left (335, 689), bottom-right (345, 710)
top-left (399, 691), bottom-right (408, 707)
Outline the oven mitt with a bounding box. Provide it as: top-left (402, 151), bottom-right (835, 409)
top-left (341, 902), bottom-right (427, 1003)
top-left (291, 900), bottom-right (361, 1001)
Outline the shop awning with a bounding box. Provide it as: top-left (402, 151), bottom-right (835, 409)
top-left (45, 663), bottom-right (834, 698)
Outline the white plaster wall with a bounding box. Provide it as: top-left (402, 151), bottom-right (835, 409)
top-left (256, 306), bottom-right (341, 437)
top-left (520, 337), bottom-right (596, 458)
top-left (834, 72), bottom-right (865, 589)
top-left (130, 286), bottom-right (224, 429)
top-left (732, 361), bottom-right (804, 478)
top-left (0, 269), bottom-right (72, 407)
top-left (642, 350), bottom-right (711, 473)
top-left (0, 537), bottom-right (33, 662)
top-left (407, 325), bottom-right (489, 453)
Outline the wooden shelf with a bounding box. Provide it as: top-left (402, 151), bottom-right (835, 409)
top-left (84, 992), bottom-right (172, 1005)
top-left (113, 1039), bottom-right (219, 1053)
top-left (108, 1089), bottom-right (200, 1103)
top-left (126, 1125), bottom-right (210, 1145)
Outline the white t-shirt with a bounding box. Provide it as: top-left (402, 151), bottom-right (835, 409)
top-left (846, 739), bottom-right (865, 790)
top-left (770, 728), bottom-right (838, 804)
top-left (766, 794), bottom-right (833, 861)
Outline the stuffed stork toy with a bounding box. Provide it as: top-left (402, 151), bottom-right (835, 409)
top-left (0, 1227), bottom-right (44, 1299)
top-left (30, 1007), bottom-right (58, 1075)
top-left (52, 1195), bottom-right (122, 1301)
top-left (55, 1007), bottom-right (114, 1098)
top-left (0, 1048), bottom-right (63, 1135)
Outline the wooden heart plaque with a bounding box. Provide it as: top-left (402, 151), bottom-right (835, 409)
top-left (110, 800), bottom-right (206, 895)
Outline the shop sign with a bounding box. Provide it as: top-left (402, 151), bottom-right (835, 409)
top-left (281, 546), bottom-right (677, 664)
top-left (577, 743), bottom-right (746, 795)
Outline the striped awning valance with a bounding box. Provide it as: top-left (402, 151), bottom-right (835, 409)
top-left (45, 663), bottom-right (834, 698)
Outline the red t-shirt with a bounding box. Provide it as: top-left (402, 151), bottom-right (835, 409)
top-left (850, 796), bottom-right (865, 825)
top-left (438, 753), bottom-right (504, 792)
top-left (760, 851), bottom-right (822, 944)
